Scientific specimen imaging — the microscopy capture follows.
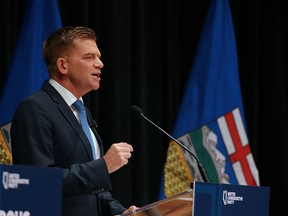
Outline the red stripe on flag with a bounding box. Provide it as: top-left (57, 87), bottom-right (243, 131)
top-left (225, 112), bottom-right (257, 185)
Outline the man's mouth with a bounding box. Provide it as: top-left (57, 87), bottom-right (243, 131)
top-left (92, 73), bottom-right (100, 78)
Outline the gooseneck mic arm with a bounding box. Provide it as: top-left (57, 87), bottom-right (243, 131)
top-left (131, 105), bottom-right (209, 183)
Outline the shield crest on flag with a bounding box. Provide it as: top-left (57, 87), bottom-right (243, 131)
top-left (164, 108), bottom-right (259, 197)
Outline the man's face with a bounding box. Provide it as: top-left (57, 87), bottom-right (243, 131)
top-left (65, 38), bottom-right (104, 97)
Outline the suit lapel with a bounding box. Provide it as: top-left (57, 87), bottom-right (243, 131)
top-left (42, 81), bottom-right (95, 160)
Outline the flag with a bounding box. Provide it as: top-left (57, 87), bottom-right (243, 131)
top-left (160, 0), bottom-right (259, 198)
top-left (0, 0), bottom-right (62, 164)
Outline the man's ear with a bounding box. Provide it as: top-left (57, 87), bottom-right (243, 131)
top-left (56, 57), bottom-right (68, 75)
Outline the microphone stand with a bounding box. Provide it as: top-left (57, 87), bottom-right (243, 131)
top-left (131, 105), bottom-right (209, 183)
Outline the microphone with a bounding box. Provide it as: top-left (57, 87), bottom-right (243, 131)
top-left (85, 107), bottom-right (98, 129)
top-left (89, 120), bottom-right (98, 128)
top-left (131, 105), bottom-right (209, 183)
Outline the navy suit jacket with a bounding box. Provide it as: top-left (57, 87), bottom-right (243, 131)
top-left (11, 80), bottom-right (126, 216)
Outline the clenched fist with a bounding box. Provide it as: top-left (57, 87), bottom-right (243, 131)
top-left (103, 142), bottom-right (133, 173)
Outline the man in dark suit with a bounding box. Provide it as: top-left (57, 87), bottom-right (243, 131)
top-left (11, 26), bottom-right (137, 216)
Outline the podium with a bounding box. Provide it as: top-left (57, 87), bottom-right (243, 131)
top-left (128, 181), bottom-right (270, 216)
top-left (0, 164), bottom-right (62, 216)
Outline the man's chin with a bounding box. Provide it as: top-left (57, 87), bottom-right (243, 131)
top-left (92, 84), bottom-right (100, 90)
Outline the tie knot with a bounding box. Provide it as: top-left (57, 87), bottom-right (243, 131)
top-left (73, 100), bottom-right (85, 111)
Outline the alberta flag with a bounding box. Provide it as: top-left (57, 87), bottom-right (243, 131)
top-left (0, 0), bottom-right (62, 164)
top-left (161, 0), bottom-right (259, 198)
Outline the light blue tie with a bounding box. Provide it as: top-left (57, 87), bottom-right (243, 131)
top-left (73, 100), bottom-right (96, 159)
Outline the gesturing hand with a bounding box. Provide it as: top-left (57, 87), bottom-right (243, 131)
top-left (103, 142), bottom-right (133, 173)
